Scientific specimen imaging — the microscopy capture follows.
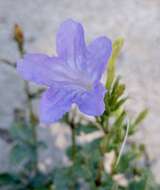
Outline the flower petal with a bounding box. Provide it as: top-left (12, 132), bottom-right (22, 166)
top-left (17, 53), bottom-right (63, 86)
top-left (40, 88), bottom-right (76, 123)
top-left (17, 53), bottom-right (87, 89)
top-left (87, 37), bottom-right (112, 82)
top-left (56, 19), bottom-right (86, 70)
top-left (76, 83), bottom-right (106, 116)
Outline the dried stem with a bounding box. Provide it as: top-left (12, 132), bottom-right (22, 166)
top-left (0, 58), bottom-right (16, 68)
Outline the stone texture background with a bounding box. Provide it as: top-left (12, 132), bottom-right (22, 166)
top-left (0, 0), bottom-right (160, 182)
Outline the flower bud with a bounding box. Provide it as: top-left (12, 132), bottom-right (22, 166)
top-left (13, 24), bottom-right (24, 47)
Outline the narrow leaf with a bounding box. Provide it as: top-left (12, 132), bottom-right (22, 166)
top-left (134, 109), bottom-right (148, 126)
top-left (106, 37), bottom-right (124, 89)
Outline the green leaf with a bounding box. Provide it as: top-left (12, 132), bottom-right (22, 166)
top-left (111, 183), bottom-right (119, 190)
top-left (75, 123), bottom-right (99, 135)
top-left (0, 173), bottom-right (21, 186)
top-left (29, 172), bottom-right (53, 189)
top-left (113, 111), bottom-right (126, 128)
top-left (66, 145), bottom-right (82, 161)
top-left (105, 76), bottom-right (127, 113)
top-left (133, 109), bottom-right (148, 126)
top-left (106, 37), bottom-right (124, 89)
top-left (112, 97), bottom-right (128, 111)
top-left (111, 76), bottom-right (121, 98)
top-left (9, 122), bottom-right (33, 143)
top-left (116, 151), bottom-right (137, 173)
top-left (116, 84), bottom-right (126, 97)
top-left (10, 143), bottom-right (37, 165)
top-left (10, 144), bottom-right (28, 164)
top-left (129, 109), bottom-right (148, 135)
top-left (129, 169), bottom-right (160, 190)
top-left (53, 167), bottom-right (79, 190)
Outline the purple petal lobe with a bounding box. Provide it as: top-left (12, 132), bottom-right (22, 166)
top-left (40, 88), bottom-right (76, 123)
top-left (87, 37), bottom-right (112, 82)
top-left (56, 19), bottom-right (86, 70)
top-left (17, 53), bottom-right (63, 86)
top-left (77, 83), bottom-right (106, 116)
top-left (17, 53), bottom-right (95, 91)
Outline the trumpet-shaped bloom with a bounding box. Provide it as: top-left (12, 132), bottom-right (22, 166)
top-left (17, 19), bottom-right (112, 123)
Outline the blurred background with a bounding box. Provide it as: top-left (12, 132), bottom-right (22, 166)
top-left (0, 0), bottom-right (160, 182)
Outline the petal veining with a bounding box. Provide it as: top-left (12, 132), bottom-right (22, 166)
top-left (17, 53), bottom-right (93, 91)
top-left (40, 87), bottom-right (77, 123)
top-left (56, 19), bottom-right (86, 70)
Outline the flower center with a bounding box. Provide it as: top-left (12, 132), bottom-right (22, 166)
top-left (63, 66), bottom-right (93, 91)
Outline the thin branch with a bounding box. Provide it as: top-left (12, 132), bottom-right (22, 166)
top-left (0, 58), bottom-right (16, 68)
top-left (115, 119), bottom-right (130, 167)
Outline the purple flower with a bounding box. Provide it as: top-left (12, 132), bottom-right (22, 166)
top-left (17, 19), bottom-right (112, 123)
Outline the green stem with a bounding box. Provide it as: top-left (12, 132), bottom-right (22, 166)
top-left (25, 82), bottom-right (38, 174)
top-left (24, 82), bottom-right (33, 116)
top-left (68, 114), bottom-right (77, 190)
top-left (95, 116), bottom-right (110, 186)
top-left (19, 45), bottom-right (34, 123)
top-left (70, 120), bottom-right (77, 161)
top-left (19, 45), bottom-right (38, 174)
top-left (95, 159), bottom-right (103, 187)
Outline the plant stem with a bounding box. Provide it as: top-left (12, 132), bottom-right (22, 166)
top-left (70, 119), bottom-right (77, 161)
top-left (94, 116), bottom-right (110, 186)
top-left (25, 79), bottom-right (38, 174)
top-left (19, 43), bottom-right (38, 174)
top-left (95, 159), bottom-right (103, 187)
top-left (24, 82), bottom-right (33, 118)
top-left (67, 108), bottom-right (77, 162)
top-left (68, 112), bottom-right (77, 190)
